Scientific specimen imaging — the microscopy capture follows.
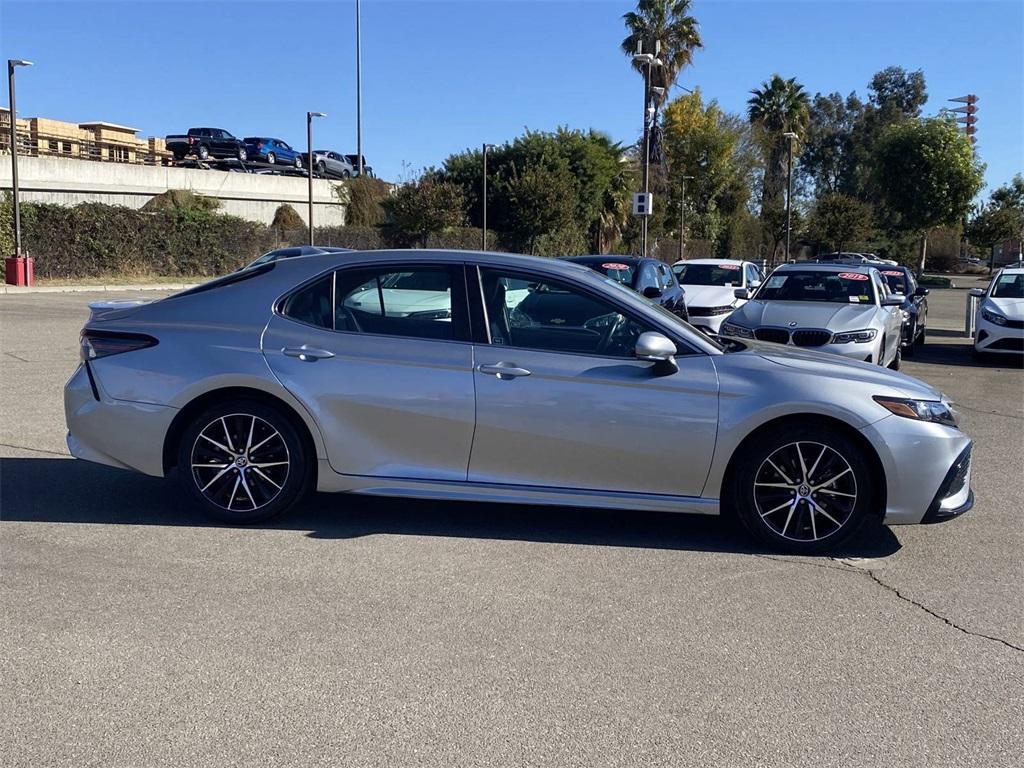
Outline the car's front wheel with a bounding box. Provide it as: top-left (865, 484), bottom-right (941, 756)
top-left (177, 400), bottom-right (311, 524)
top-left (730, 424), bottom-right (875, 553)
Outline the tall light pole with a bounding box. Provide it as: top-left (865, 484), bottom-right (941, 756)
top-left (678, 174), bottom-right (694, 261)
top-left (783, 131), bottom-right (798, 264)
top-left (481, 143), bottom-right (495, 250)
top-left (632, 46), bottom-right (661, 258)
top-left (307, 111), bottom-right (326, 245)
top-left (355, 0), bottom-right (364, 177)
top-left (6, 59), bottom-right (32, 286)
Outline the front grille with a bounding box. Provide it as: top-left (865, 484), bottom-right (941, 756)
top-left (1005, 318), bottom-right (1024, 330)
top-left (689, 305), bottom-right (733, 317)
top-left (755, 328), bottom-right (790, 344)
top-left (990, 337), bottom-right (1024, 351)
top-left (792, 329), bottom-right (832, 347)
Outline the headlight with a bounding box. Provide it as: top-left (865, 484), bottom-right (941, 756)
top-left (873, 396), bottom-right (958, 427)
top-left (832, 329), bottom-right (877, 344)
top-left (721, 322), bottom-right (754, 339)
top-left (981, 308), bottom-right (1007, 326)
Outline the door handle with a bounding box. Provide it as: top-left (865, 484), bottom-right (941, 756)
top-left (282, 345), bottom-right (335, 362)
top-left (478, 362), bottom-right (531, 380)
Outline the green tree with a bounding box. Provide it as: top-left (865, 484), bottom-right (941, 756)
top-left (503, 164), bottom-right (581, 255)
top-left (344, 177), bottom-right (390, 227)
top-left (990, 174), bottom-right (1024, 211)
top-left (800, 91), bottom-right (864, 196)
top-left (872, 118), bottom-right (984, 272)
top-left (383, 177), bottom-right (467, 248)
top-left (807, 193), bottom-right (875, 253)
top-left (747, 75), bottom-right (810, 210)
top-left (621, 0), bottom-right (703, 109)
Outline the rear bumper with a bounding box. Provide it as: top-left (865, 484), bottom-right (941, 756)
top-left (64, 364), bottom-right (175, 477)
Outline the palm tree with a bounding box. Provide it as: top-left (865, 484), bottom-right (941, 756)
top-left (747, 74), bottom-right (810, 210)
top-left (621, 0), bottom-right (703, 109)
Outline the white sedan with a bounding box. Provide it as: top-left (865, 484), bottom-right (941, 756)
top-left (971, 266), bottom-right (1024, 357)
top-left (671, 259), bottom-right (765, 334)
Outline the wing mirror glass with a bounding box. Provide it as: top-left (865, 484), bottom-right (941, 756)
top-left (734, 288), bottom-right (752, 300)
top-left (882, 294), bottom-right (905, 306)
top-left (635, 331), bottom-right (678, 375)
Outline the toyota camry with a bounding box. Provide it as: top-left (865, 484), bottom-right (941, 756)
top-left (66, 250), bottom-right (973, 553)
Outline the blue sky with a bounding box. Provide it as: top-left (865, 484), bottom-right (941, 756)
top-left (2, 0), bottom-right (1021, 194)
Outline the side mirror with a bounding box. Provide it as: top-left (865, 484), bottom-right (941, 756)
top-left (642, 286), bottom-right (663, 299)
top-left (635, 332), bottom-right (678, 375)
top-left (914, 285), bottom-right (929, 297)
top-left (969, 288), bottom-right (985, 298)
top-left (882, 294), bottom-right (905, 306)
top-left (734, 288), bottom-right (751, 300)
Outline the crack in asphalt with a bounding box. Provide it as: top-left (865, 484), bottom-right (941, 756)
top-left (0, 442), bottom-right (70, 457)
top-left (756, 554), bottom-right (1023, 653)
top-left (951, 401), bottom-right (1024, 421)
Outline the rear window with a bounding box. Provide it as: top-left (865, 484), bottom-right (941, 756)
top-left (880, 269), bottom-right (909, 295)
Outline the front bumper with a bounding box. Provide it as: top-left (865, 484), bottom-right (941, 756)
top-left (859, 415), bottom-right (973, 524)
top-left (975, 316), bottom-right (1024, 354)
top-left (688, 311), bottom-right (732, 335)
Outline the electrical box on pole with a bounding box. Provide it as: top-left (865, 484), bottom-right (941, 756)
top-left (633, 192), bottom-right (653, 216)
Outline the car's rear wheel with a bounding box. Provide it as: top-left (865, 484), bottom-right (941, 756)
top-left (197, 145), bottom-right (210, 161)
top-left (731, 424), bottom-right (874, 554)
top-left (316, 160), bottom-right (327, 175)
top-left (238, 147), bottom-right (248, 162)
top-left (177, 400), bottom-right (311, 524)
top-left (266, 152), bottom-right (276, 164)
top-left (294, 155), bottom-right (303, 169)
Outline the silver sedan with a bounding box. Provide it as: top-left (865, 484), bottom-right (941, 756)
top-left (721, 263), bottom-right (906, 369)
top-left (66, 250), bottom-right (973, 553)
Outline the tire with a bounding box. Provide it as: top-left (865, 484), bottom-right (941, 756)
top-left (902, 322), bottom-right (916, 357)
top-left (730, 423), bottom-right (875, 554)
top-left (266, 152), bottom-right (276, 165)
top-left (173, 151), bottom-right (186, 162)
top-left (887, 346), bottom-right (901, 370)
top-left (177, 400), bottom-right (312, 524)
top-left (316, 161), bottom-right (327, 175)
top-left (294, 155), bottom-right (303, 169)
top-left (341, 169), bottom-right (352, 179)
top-left (237, 147), bottom-right (248, 162)
top-left (916, 324), bottom-right (926, 346)
top-left (197, 145), bottom-right (210, 161)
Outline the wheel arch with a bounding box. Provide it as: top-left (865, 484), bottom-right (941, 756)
top-left (162, 386), bottom-right (319, 483)
top-left (719, 413), bottom-right (887, 518)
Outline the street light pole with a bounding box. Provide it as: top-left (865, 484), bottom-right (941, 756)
top-left (7, 59), bottom-right (32, 284)
top-left (481, 143), bottom-right (494, 251)
top-left (783, 131), bottom-right (798, 264)
top-left (640, 60), bottom-right (651, 258)
top-left (678, 174), bottom-right (693, 261)
top-left (355, 0), bottom-right (364, 177)
top-left (307, 111), bottom-right (326, 245)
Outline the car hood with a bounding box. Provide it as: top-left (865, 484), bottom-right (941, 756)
top-left (985, 297), bottom-right (1024, 320)
top-left (681, 285), bottom-right (739, 307)
top-left (731, 299), bottom-right (878, 330)
top-left (732, 340), bottom-right (943, 399)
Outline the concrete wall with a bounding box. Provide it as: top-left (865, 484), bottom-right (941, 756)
top-left (0, 154), bottom-right (346, 226)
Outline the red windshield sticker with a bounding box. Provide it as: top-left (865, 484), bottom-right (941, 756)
top-left (602, 263), bottom-right (631, 270)
top-left (838, 272), bottom-right (870, 281)
top-left (881, 270), bottom-right (903, 277)
top-left (718, 264), bottom-right (740, 270)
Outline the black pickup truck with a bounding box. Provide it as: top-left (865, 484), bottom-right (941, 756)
top-left (166, 128), bottom-right (247, 162)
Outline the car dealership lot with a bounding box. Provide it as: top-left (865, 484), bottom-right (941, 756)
top-left (1, 285), bottom-right (1022, 766)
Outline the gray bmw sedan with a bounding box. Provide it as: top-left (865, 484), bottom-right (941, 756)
top-left (66, 250), bottom-right (973, 553)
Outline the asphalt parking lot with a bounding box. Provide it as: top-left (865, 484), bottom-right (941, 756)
top-left (1, 282), bottom-right (1022, 767)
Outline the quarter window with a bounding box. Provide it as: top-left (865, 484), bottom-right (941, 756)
top-left (479, 268), bottom-right (654, 357)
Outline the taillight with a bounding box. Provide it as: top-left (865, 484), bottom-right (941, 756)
top-left (188, 136), bottom-right (195, 144)
top-left (80, 330), bottom-right (157, 362)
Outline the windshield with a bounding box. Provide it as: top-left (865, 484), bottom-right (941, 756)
top-left (880, 270), bottom-right (909, 295)
top-left (583, 261), bottom-right (636, 286)
top-left (675, 263), bottom-right (744, 286)
top-left (755, 271), bottom-right (877, 304)
top-left (992, 272), bottom-right (1024, 299)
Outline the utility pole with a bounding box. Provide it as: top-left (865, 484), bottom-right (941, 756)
top-left (783, 131), bottom-right (798, 264)
top-left (481, 143), bottom-right (494, 250)
top-left (631, 42), bottom-right (661, 258)
top-left (6, 59), bottom-right (33, 287)
top-left (306, 112), bottom-right (326, 245)
top-left (355, 0), bottom-right (364, 176)
top-left (678, 174), bottom-right (693, 261)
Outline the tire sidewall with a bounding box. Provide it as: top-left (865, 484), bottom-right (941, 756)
top-left (730, 423), bottom-right (875, 554)
top-left (176, 400), bottom-right (311, 524)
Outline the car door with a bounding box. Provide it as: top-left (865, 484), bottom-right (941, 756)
top-left (261, 262), bottom-right (476, 481)
top-left (468, 266), bottom-right (719, 497)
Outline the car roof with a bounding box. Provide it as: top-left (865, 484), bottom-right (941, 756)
top-left (563, 255), bottom-right (645, 266)
top-left (673, 258), bottom-right (747, 266)
top-left (999, 266), bottom-right (1024, 275)
top-left (775, 262), bottom-right (876, 275)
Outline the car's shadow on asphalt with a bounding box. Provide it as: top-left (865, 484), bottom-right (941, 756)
top-left (905, 333), bottom-right (1024, 370)
top-left (0, 457), bottom-right (901, 558)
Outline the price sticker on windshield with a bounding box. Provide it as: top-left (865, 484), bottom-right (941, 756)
top-left (881, 270), bottom-right (903, 277)
top-left (718, 264), bottom-right (740, 270)
top-left (602, 263), bottom-right (631, 270)
top-left (838, 272), bottom-right (869, 281)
